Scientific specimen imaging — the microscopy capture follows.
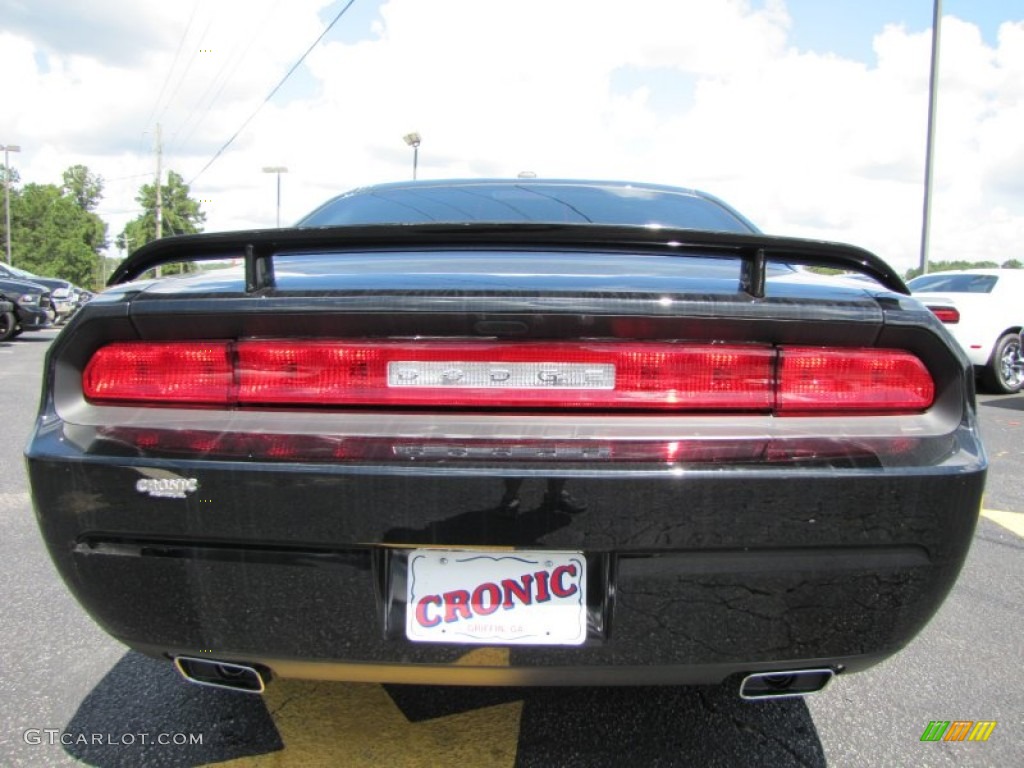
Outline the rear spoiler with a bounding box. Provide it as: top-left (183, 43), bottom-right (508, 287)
top-left (108, 223), bottom-right (908, 298)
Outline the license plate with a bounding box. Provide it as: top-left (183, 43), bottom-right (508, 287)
top-left (406, 549), bottom-right (587, 645)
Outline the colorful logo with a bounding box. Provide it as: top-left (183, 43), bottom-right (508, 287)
top-left (920, 721), bottom-right (997, 742)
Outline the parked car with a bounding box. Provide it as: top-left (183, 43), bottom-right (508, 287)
top-left (0, 264), bottom-right (82, 325)
top-left (27, 179), bottom-right (986, 701)
top-left (0, 294), bottom-right (15, 341)
top-left (0, 276), bottom-right (53, 336)
top-left (908, 269), bottom-right (1024, 394)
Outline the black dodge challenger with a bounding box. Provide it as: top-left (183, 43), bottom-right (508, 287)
top-left (26, 179), bottom-right (986, 699)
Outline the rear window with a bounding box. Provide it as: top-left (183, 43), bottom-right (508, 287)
top-left (299, 182), bottom-right (755, 233)
top-left (908, 274), bottom-right (998, 294)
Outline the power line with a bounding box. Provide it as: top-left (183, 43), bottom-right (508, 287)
top-left (144, 0), bottom-right (202, 132)
top-left (168, 0), bottom-right (283, 155)
top-left (188, 0), bottom-right (359, 186)
top-left (156, 7), bottom-right (221, 130)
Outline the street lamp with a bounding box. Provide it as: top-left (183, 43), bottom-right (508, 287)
top-left (2, 143), bottom-right (20, 265)
top-left (262, 166), bottom-right (288, 227)
top-left (403, 132), bottom-right (421, 180)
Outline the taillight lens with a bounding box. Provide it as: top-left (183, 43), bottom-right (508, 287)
top-left (927, 306), bottom-right (960, 324)
top-left (83, 340), bottom-right (935, 414)
top-left (777, 348), bottom-right (934, 413)
top-left (83, 342), bottom-right (233, 404)
top-left (234, 341), bottom-right (773, 409)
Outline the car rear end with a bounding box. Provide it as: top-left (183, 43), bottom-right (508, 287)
top-left (26, 225), bottom-right (986, 696)
top-left (0, 277), bottom-right (53, 333)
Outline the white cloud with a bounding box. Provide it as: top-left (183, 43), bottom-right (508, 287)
top-left (1, 0), bottom-right (1022, 274)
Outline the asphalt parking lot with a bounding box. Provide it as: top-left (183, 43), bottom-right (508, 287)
top-left (1, 328), bottom-right (1021, 767)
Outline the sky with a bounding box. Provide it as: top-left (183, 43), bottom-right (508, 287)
top-left (1, 0), bottom-right (1022, 275)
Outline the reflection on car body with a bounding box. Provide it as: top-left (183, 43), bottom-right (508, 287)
top-left (27, 179), bottom-right (986, 700)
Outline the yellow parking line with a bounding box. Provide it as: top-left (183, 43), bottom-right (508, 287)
top-left (212, 649), bottom-right (522, 767)
top-left (981, 509), bottom-right (1024, 539)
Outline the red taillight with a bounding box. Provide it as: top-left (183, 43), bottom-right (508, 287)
top-left (83, 342), bottom-right (233, 404)
top-left (234, 341), bottom-right (774, 409)
top-left (927, 306), bottom-right (960, 324)
top-left (777, 348), bottom-right (934, 413)
top-left (83, 340), bottom-right (935, 414)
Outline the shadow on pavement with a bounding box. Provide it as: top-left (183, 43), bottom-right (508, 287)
top-left (978, 395), bottom-right (1024, 411)
top-left (62, 652), bottom-right (826, 767)
top-left (386, 682), bottom-right (827, 767)
top-left (62, 652), bottom-right (281, 767)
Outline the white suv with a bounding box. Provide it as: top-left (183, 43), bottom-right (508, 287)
top-left (909, 269), bottom-right (1024, 394)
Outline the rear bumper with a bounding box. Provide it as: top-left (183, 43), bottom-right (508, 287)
top-left (27, 436), bottom-right (985, 685)
top-left (16, 304), bottom-right (52, 329)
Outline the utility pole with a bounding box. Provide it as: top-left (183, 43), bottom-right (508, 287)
top-left (2, 143), bottom-right (20, 265)
top-left (155, 123), bottom-right (163, 241)
top-left (154, 123), bottom-right (163, 277)
top-left (919, 0), bottom-right (942, 277)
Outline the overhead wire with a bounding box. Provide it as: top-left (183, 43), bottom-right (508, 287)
top-left (144, 0), bottom-right (203, 133)
top-left (188, 0), bottom-right (359, 186)
top-left (155, 7), bottom-right (222, 129)
top-left (119, 0), bottom-right (201, 240)
top-left (168, 0), bottom-right (283, 154)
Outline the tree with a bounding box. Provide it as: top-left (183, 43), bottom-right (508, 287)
top-left (4, 164), bottom-right (108, 288)
top-left (117, 170), bottom-right (205, 253)
top-left (62, 165), bottom-right (104, 212)
top-left (0, 165), bottom-right (20, 186)
top-left (10, 181), bottom-right (107, 286)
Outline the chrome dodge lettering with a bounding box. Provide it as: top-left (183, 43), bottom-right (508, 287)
top-left (387, 361), bottom-right (616, 389)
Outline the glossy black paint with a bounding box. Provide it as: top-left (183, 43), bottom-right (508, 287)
top-left (28, 181), bottom-right (984, 687)
top-left (27, 457), bottom-right (982, 676)
top-left (109, 223), bottom-right (908, 295)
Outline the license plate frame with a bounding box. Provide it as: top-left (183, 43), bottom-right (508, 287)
top-left (405, 549), bottom-right (587, 646)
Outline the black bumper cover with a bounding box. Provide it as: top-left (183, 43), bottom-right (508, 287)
top-left (27, 436), bottom-right (985, 685)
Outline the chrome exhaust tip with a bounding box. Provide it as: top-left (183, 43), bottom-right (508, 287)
top-left (739, 668), bottom-right (835, 700)
top-left (173, 656), bottom-right (267, 694)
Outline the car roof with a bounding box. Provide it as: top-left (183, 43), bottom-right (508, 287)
top-left (298, 178), bottom-right (761, 233)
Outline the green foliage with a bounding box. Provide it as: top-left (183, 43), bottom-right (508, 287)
top-left (116, 170), bottom-right (206, 277)
top-left (4, 167), bottom-right (109, 288)
top-left (904, 260), bottom-right (1006, 280)
top-left (62, 165), bottom-right (104, 212)
top-left (117, 170), bottom-right (205, 250)
top-left (1, 165), bottom-right (20, 185)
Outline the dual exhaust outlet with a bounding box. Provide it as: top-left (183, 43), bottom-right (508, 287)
top-left (739, 668), bottom-right (835, 700)
top-left (174, 655), bottom-right (835, 699)
top-left (174, 656), bottom-right (268, 694)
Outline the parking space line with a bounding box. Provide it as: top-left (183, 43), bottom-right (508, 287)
top-left (981, 508), bottom-right (1024, 539)
top-left (212, 679), bottom-right (522, 767)
top-left (212, 648), bottom-right (522, 767)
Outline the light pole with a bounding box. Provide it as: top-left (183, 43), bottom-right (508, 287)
top-left (262, 166), bottom-right (288, 227)
top-left (403, 132), bottom-right (421, 180)
top-left (919, 0), bottom-right (942, 277)
top-left (2, 143), bottom-right (21, 265)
